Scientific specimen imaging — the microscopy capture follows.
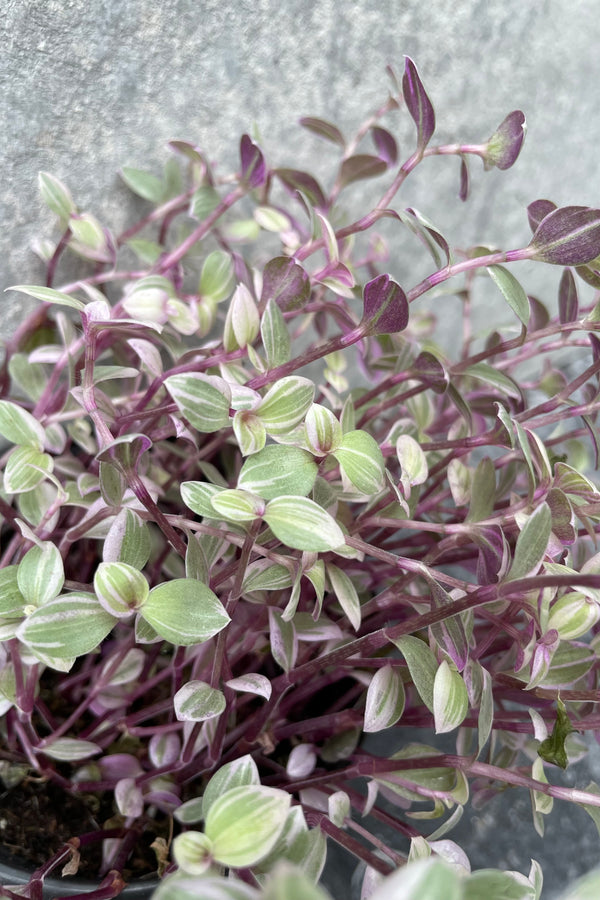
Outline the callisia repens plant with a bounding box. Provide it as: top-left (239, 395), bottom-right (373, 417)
top-left (2, 57), bottom-right (600, 900)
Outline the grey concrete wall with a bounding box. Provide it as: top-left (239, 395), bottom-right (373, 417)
top-left (3, 0), bottom-right (600, 894)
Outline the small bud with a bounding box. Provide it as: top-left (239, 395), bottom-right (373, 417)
top-left (483, 110), bottom-right (526, 171)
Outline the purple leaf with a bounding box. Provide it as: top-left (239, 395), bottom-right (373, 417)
top-left (402, 56), bottom-right (435, 150)
top-left (527, 295), bottom-right (550, 330)
top-left (483, 111), bottom-right (526, 171)
top-left (339, 155), bottom-right (387, 189)
top-left (371, 126), bottom-right (398, 165)
top-left (411, 351), bottom-right (448, 394)
top-left (274, 168), bottom-right (327, 210)
top-left (558, 268), bottom-right (578, 324)
top-left (474, 526), bottom-right (507, 585)
top-left (528, 206), bottom-right (600, 266)
top-left (459, 156), bottom-right (469, 202)
top-left (261, 256), bottom-right (311, 312)
top-left (527, 199), bottom-right (557, 234)
top-left (361, 274), bottom-right (408, 336)
top-left (299, 117), bottom-right (346, 148)
top-left (240, 135), bottom-right (266, 189)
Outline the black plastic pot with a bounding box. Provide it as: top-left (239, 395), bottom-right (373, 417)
top-left (0, 856), bottom-right (158, 899)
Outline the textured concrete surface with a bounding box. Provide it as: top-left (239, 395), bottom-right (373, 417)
top-left (3, 0), bottom-right (600, 894)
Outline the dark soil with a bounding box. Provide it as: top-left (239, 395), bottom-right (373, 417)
top-left (0, 777), bottom-right (162, 882)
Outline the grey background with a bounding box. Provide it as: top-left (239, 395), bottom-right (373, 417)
top-left (2, 0), bottom-right (600, 895)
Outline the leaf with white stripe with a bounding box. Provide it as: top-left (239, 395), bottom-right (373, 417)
top-left (238, 444), bottom-right (317, 499)
top-left (0, 400), bottom-right (46, 449)
top-left (256, 377), bottom-right (314, 434)
top-left (326, 562), bottom-right (361, 630)
top-left (225, 673), bottom-right (272, 700)
top-left (3, 446), bottom-right (53, 494)
top-left (332, 430), bottom-right (385, 494)
top-left (364, 664), bottom-right (406, 733)
top-left (141, 578), bottom-right (230, 645)
top-left (205, 785), bottom-right (291, 868)
top-left (174, 680), bottom-right (226, 722)
top-left (16, 593), bottom-right (115, 658)
top-left (201, 755), bottom-right (260, 820)
top-left (166, 373), bottom-right (232, 433)
top-left (264, 496), bottom-right (344, 552)
top-left (17, 542), bottom-right (64, 607)
top-left (94, 561), bottom-right (149, 617)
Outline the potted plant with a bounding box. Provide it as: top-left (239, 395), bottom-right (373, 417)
top-left (2, 56), bottom-right (600, 900)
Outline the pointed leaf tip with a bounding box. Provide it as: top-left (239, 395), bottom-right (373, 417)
top-left (528, 206), bottom-right (600, 266)
top-left (483, 110), bottom-right (526, 171)
top-left (402, 56), bottom-right (435, 150)
top-left (362, 274), bottom-right (409, 335)
top-left (240, 134), bottom-right (266, 189)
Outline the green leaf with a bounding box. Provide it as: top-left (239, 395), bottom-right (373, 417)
top-left (94, 562), bottom-right (149, 617)
top-left (392, 635), bottom-right (437, 713)
top-left (181, 481), bottom-right (226, 517)
top-left (17, 542), bottom-right (64, 607)
top-left (486, 265), bottom-right (530, 325)
top-left (326, 562), bottom-right (362, 630)
top-left (210, 488), bottom-right (263, 522)
top-left (506, 502), bottom-right (552, 581)
top-left (465, 363), bottom-right (522, 400)
top-left (200, 250), bottom-right (235, 303)
top-left (7, 284), bottom-right (85, 311)
top-left (269, 608), bottom-right (297, 673)
top-left (120, 166), bottom-right (164, 203)
top-left (226, 673), bottom-right (272, 700)
top-left (465, 457), bottom-right (496, 523)
top-left (233, 409), bottom-right (267, 456)
top-left (243, 562), bottom-right (293, 593)
top-left (304, 405), bottom-right (342, 456)
top-left (332, 430), bottom-right (385, 494)
top-left (537, 698), bottom-right (576, 769)
top-left (3, 446), bottom-right (53, 494)
top-left (433, 661), bottom-right (469, 734)
top-left (205, 785), bottom-right (291, 868)
top-left (40, 738), bottom-right (101, 762)
top-left (396, 434), bottom-right (428, 497)
top-left (126, 238), bottom-right (163, 264)
top-left (190, 185), bottom-right (221, 220)
top-left (153, 874), bottom-right (259, 900)
top-left (38, 171), bottom-right (76, 220)
top-left (264, 496), bottom-right (344, 552)
top-left (172, 831), bottom-right (214, 876)
top-left (477, 665), bottom-right (494, 754)
top-left (0, 400), bottom-right (46, 449)
top-left (200, 755), bottom-right (260, 819)
top-left (261, 299), bottom-right (291, 369)
top-left (141, 578), bottom-right (230, 645)
top-left (547, 591), bottom-right (600, 640)
top-left (364, 664), bottom-right (406, 732)
top-left (369, 859), bottom-right (460, 900)
top-left (174, 680), bottom-right (226, 722)
top-left (238, 445), bottom-right (317, 499)
top-left (463, 870), bottom-right (535, 900)
top-left (103, 509), bottom-right (151, 569)
top-left (0, 567), bottom-right (26, 619)
top-left (16, 593), bottom-right (115, 658)
top-left (262, 864), bottom-right (333, 900)
top-left (257, 377), bottom-right (314, 435)
top-left (166, 373), bottom-right (232, 433)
